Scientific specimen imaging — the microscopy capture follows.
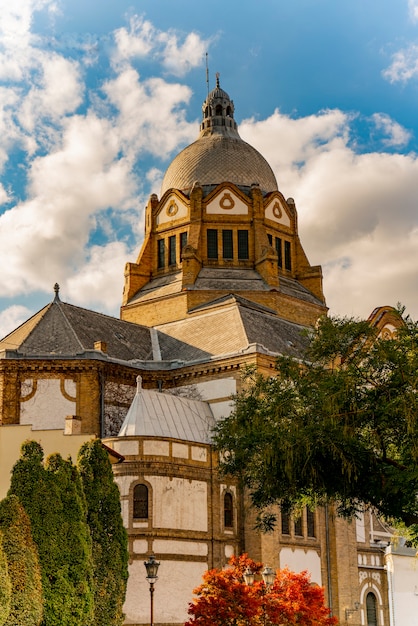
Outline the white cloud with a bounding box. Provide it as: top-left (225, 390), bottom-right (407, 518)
top-left (112, 15), bottom-right (210, 76)
top-left (409, 0), bottom-right (418, 21)
top-left (160, 31), bottom-right (207, 76)
top-left (0, 304), bottom-right (32, 339)
top-left (66, 242), bottom-right (130, 313)
top-left (382, 44), bottom-right (418, 83)
top-left (240, 111), bottom-right (418, 318)
top-left (102, 69), bottom-right (197, 160)
top-left (0, 112), bottom-right (138, 298)
top-left (370, 113), bottom-right (411, 147)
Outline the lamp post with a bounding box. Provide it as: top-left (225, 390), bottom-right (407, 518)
top-left (243, 564), bottom-right (276, 626)
top-left (144, 554), bottom-right (160, 626)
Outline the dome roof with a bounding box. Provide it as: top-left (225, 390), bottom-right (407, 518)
top-left (161, 134), bottom-right (278, 196)
top-left (160, 76), bottom-right (278, 197)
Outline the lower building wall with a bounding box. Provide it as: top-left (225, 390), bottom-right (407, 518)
top-left (0, 424), bottom-right (94, 498)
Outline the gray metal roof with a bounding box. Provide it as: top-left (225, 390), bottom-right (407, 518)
top-left (119, 376), bottom-right (215, 443)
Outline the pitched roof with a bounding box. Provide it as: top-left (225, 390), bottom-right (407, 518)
top-left (156, 294), bottom-right (310, 360)
top-left (119, 376), bottom-right (215, 443)
top-left (0, 295), bottom-right (154, 362)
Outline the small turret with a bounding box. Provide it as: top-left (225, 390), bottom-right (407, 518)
top-left (200, 73), bottom-right (239, 137)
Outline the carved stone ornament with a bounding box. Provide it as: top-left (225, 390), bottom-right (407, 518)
top-left (219, 193), bottom-right (235, 210)
top-left (166, 200), bottom-right (179, 217)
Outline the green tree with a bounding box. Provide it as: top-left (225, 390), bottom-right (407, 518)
top-left (77, 440), bottom-right (128, 626)
top-left (0, 495), bottom-right (43, 625)
top-left (8, 441), bottom-right (94, 626)
top-left (0, 531), bottom-right (11, 626)
top-left (214, 312), bottom-right (418, 539)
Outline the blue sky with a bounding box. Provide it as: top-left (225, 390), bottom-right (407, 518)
top-left (1, 0), bottom-right (418, 337)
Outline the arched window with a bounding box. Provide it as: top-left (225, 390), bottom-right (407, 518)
top-left (215, 104), bottom-right (223, 116)
top-left (133, 484), bottom-right (149, 519)
top-left (366, 592), bottom-right (378, 626)
top-left (226, 106), bottom-right (232, 117)
top-left (307, 507), bottom-right (316, 537)
top-left (224, 492), bottom-right (233, 528)
top-left (281, 511), bottom-right (290, 535)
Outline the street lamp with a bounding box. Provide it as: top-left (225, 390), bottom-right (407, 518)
top-left (262, 566), bottom-right (276, 588)
top-left (144, 554), bottom-right (160, 626)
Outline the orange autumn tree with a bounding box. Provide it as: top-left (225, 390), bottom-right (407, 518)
top-left (185, 554), bottom-right (337, 626)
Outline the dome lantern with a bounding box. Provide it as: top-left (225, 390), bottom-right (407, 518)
top-left (200, 73), bottom-right (238, 135)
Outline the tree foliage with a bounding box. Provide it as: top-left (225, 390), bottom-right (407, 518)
top-left (0, 495), bottom-right (43, 626)
top-left (185, 554), bottom-right (336, 626)
top-left (77, 439), bottom-right (128, 626)
top-left (214, 312), bottom-right (418, 538)
top-left (0, 531), bottom-right (11, 626)
top-left (8, 441), bottom-right (94, 626)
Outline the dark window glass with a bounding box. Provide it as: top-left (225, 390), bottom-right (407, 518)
top-left (294, 515), bottom-right (303, 537)
top-left (180, 232), bottom-right (188, 260)
top-left (133, 484), bottom-right (148, 519)
top-left (215, 104), bottom-right (222, 116)
top-left (207, 229), bottom-right (218, 259)
top-left (267, 233), bottom-right (273, 246)
top-left (157, 239), bottom-right (165, 269)
top-left (238, 230), bottom-right (249, 260)
top-left (222, 230), bottom-right (233, 259)
top-left (224, 493), bottom-right (233, 528)
top-left (284, 240), bottom-right (292, 271)
top-left (169, 235), bottom-right (176, 265)
top-left (281, 511), bottom-right (290, 535)
top-left (366, 593), bottom-right (377, 626)
top-left (307, 508), bottom-right (315, 538)
top-left (275, 237), bottom-right (282, 268)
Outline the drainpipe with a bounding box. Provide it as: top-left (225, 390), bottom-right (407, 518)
top-left (325, 501), bottom-right (334, 617)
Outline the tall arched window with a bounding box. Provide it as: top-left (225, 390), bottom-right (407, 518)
top-left (133, 484), bottom-right (148, 519)
top-left (224, 492), bottom-right (233, 528)
top-left (307, 507), bottom-right (316, 538)
top-left (215, 104), bottom-right (223, 116)
top-left (366, 592), bottom-right (378, 626)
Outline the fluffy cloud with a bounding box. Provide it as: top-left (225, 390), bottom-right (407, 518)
top-left (382, 43), bottom-right (418, 83)
top-left (371, 113), bottom-right (411, 147)
top-left (409, 0), bottom-right (418, 21)
top-left (240, 111), bottom-right (418, 318)
top-left (112, 15), bottom-right (210, 76)
top-left (0, 305), bottom-right (32, 339)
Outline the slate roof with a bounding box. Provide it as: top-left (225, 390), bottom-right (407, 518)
top-left (1, 291), bottom-right (311, 366)
top-left (0, 295), bottom-right (154, 361)
top-left (119, 376), bottom-right (215, 443)
top-left (156, 294), bottom-right (310, 360)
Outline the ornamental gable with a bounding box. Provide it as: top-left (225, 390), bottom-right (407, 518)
top-left (156, 194), bottom-right (189, 226)
top-left (265, 196), bottom-right (291, 227)
top-left (206, 188), bottom-right (249, 216)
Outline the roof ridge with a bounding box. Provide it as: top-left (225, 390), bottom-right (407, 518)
top-left (53, 300), bottom-right (85, 352)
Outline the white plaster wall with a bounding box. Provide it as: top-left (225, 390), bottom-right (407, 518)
top-left (177, 377), bottom-right (236, 401)
top-left (356, 511), bottom-right (366, 542)
top-left (279, 547), bottom-right (322, 585)
top-left (157, 195), bottom-right (189, 225)
top-left (146, 475), bottom-right (207, 531)
top-left (387, 551), bottom-right (418, 626)
top-left (20, 378), bottom-right (76, 430)
top-left (172, 442), bottom-right (188, 459)
top-left (191, 446), bottom-right (207, 462)
top-left (144, 440), bottom-right (169, 456)
top-left (206, 191), bottom-right (248, 215)
top-left (112, 440), bottom-right (139, 456)
top-left (153, 540), bottom-right (208, 556)
top-left (265, 198), bottom-right (291, 227)
top-left (210, 400), bottom-right (235, 420)
top-left (123, 559), bottom-right (207, 625)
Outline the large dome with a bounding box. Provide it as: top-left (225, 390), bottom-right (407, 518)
top-left (160, 77), bottom-right (278, 197)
